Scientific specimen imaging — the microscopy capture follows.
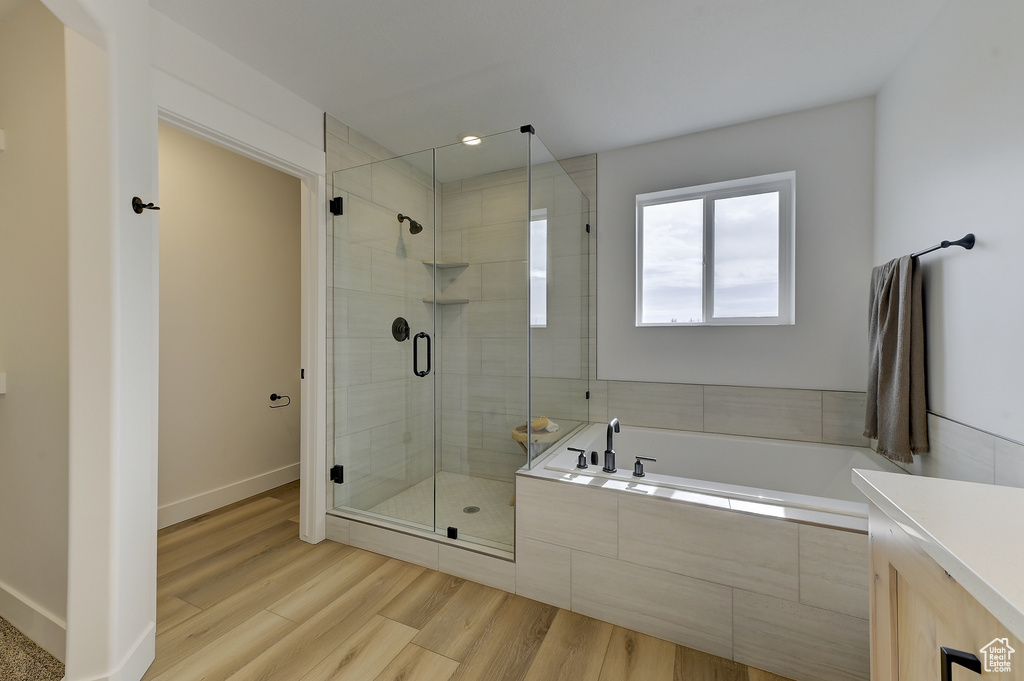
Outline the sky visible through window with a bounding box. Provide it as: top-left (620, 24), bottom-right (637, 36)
top-left (642, 199), bottom-right (703, 323)
top-left (641, 191), bottom-right (779, 323)
top-left (713, 192), bottom-right (779, 318)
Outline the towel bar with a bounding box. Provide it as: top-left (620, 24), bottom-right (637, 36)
top-left (911, 233), bottom-right (975, 258)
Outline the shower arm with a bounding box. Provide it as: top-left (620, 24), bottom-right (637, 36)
top-left (397, 213), bottom-right (423, 234)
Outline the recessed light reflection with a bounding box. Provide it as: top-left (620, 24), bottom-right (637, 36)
top-left (461, 135), bottom-right (482, 146)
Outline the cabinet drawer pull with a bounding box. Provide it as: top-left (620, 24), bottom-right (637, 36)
top-left (941, 647), bottom-right (981, 681)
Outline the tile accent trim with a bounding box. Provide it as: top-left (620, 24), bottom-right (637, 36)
top-left (594, 381), bottom-right (868, 447)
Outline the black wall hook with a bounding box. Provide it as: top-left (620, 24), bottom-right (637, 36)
top-left (132, 197), bottom-right (161, 214)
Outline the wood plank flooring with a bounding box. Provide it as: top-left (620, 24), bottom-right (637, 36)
top-left (145, 482), bottom-right (797, 681)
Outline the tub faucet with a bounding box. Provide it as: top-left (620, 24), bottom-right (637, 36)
top-left (604, 418), bottom-right (620, 473)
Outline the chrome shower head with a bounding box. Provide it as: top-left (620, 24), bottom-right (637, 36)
top-left (397, 213), bottom-right (423, 234)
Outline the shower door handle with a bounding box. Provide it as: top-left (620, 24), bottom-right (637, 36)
top-left (413, 331), bottom-right (431, 377)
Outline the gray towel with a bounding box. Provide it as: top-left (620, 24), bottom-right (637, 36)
top-left (864, 255), bottom-right (929, 462)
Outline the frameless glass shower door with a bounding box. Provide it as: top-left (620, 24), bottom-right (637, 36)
top-left (431, 131), bottom-right (530, 550)
top-left (330, 148), bottom-right (438, 532)
top-left (328, 128), bottom-right (589, 554)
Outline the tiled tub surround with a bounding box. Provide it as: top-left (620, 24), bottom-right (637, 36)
top-left (544, 423), bottom-right (905, 524)
top-left (516, 425), bottom-right (908, 681)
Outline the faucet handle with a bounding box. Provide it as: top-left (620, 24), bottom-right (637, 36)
top-left (568, 447), bottom-right (587, 469)
top-left (633, 456), bottom-right (657, 478)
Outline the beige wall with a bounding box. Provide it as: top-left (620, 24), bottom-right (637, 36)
top-left (0, 0), bottom-right (69, 658)
top-left (158, 123), bottom-right (301, 527)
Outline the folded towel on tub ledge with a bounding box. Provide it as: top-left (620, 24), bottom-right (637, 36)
top-left (864, 254), bottom-right (929, 463)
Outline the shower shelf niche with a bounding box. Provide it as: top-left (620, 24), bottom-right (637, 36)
top-left (422, 260), bottom-right (469, 269)
top-left (422, 298), bottom-right (469, 305)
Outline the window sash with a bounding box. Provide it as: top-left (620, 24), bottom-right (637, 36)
top-left (636, 172), bottom-right (794, 327)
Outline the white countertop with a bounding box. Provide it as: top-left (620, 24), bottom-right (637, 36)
top-left (854, 469), bottom-right (1024, 640)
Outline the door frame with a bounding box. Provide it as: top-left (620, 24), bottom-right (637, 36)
top-left (155, 78), bottom-right (328, 544)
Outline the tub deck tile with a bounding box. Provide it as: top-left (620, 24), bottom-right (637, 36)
top-left (570, 551), bottom-right (733, 659)
top-left (618, 495), bottom-right (800, 602)
top-left (514, 536), bottom-right (572, 610)
top-left (516, 476), bottom-right (618, 558)
top-left (733, 589), bottom-right (869, 681)
top-left (797, 525), bottom-right (869, 619)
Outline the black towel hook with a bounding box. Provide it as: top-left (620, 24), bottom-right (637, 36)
top-left (269, 393), bottom-right (291, 408)
top-left (132, 196), bottom-right (161, 214)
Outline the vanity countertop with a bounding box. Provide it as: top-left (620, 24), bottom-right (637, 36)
top-left (854, 469), bottom-right (1024, 641)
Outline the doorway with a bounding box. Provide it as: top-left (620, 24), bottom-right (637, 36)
top-left (157, 122), bottom-right (302, 528)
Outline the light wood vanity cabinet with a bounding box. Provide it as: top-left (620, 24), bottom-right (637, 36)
top-left (868, 506), bottom-right (1023, 680)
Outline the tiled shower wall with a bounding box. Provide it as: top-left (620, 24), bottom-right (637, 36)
top-left (435, 168), bottom-right (531, 481)
top-left (436, 160), bottom-right (590, 481)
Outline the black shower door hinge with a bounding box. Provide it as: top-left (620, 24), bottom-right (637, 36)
top-left (586, 223), bottom-right (591, 234)
top-left (330, 465), bottom-right (344, 484)
top-left (329, 197), bottom-right (343, 216)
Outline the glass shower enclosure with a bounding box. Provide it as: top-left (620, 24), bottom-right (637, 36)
top-left (328, 128), bottom-right (589, 554)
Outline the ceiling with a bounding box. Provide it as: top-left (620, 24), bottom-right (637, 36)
top-left (151, 0), bottom-right (948, 160)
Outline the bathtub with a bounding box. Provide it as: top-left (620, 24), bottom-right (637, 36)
top-left (517, 423), bottom-right (907, 681)
top-left (538, 422), bottom-right (906, 530)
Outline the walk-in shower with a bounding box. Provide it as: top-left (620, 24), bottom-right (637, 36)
top-left (327, 127), bottom-right (589, 554)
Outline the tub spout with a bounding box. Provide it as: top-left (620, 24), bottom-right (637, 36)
top-left (604, 418), bottom-right (620, 473)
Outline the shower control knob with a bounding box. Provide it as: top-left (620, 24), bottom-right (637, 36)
top-left (392, 317), bottom-right (410, 342)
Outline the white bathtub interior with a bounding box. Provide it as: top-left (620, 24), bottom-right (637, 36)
top-left (542, 423), bottom-right (907, 521)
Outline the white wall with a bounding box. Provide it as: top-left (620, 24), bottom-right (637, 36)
top-left (151, 9), bottom-right (324, 157)
top-left (50, 0), bottom-right (161, 676)
top-left (151, 6), bottom-right (329, 544)
top-left (22, 0), bottom-right (327, 678)
top-left (157, 123), bottom-right (301, 528)
top-left (874, 0), bottom-right (1024, 444)
top-left (597, 98), bottom-right (875, 391)
top-left (0, 0), bottom-right (69, 660)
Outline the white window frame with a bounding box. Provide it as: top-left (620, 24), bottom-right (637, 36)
top-left (636, 171), bottom-right (795, 327)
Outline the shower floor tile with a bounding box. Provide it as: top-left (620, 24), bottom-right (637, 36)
top-left (368, 471), bottom-right (515, 550)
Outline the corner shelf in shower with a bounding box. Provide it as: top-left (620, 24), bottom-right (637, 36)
top-left (422, 298), bottom-right (469, 305)
top-left (422, 260), bottom-right (469, 269)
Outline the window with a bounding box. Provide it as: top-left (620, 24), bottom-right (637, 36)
top-left (636, 171), bottom-right (794, 326)
top-left (530, 211), bottom-right (547, 327)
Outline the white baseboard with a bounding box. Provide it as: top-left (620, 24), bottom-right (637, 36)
top-left (0, 577), bottom-right (66, 662)
top-left (157, 462), bottom-right (300, 529)
top-left (108, 620), bottom-right (155, 681)
top-left (66, 619), bottom-right (155, 681)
